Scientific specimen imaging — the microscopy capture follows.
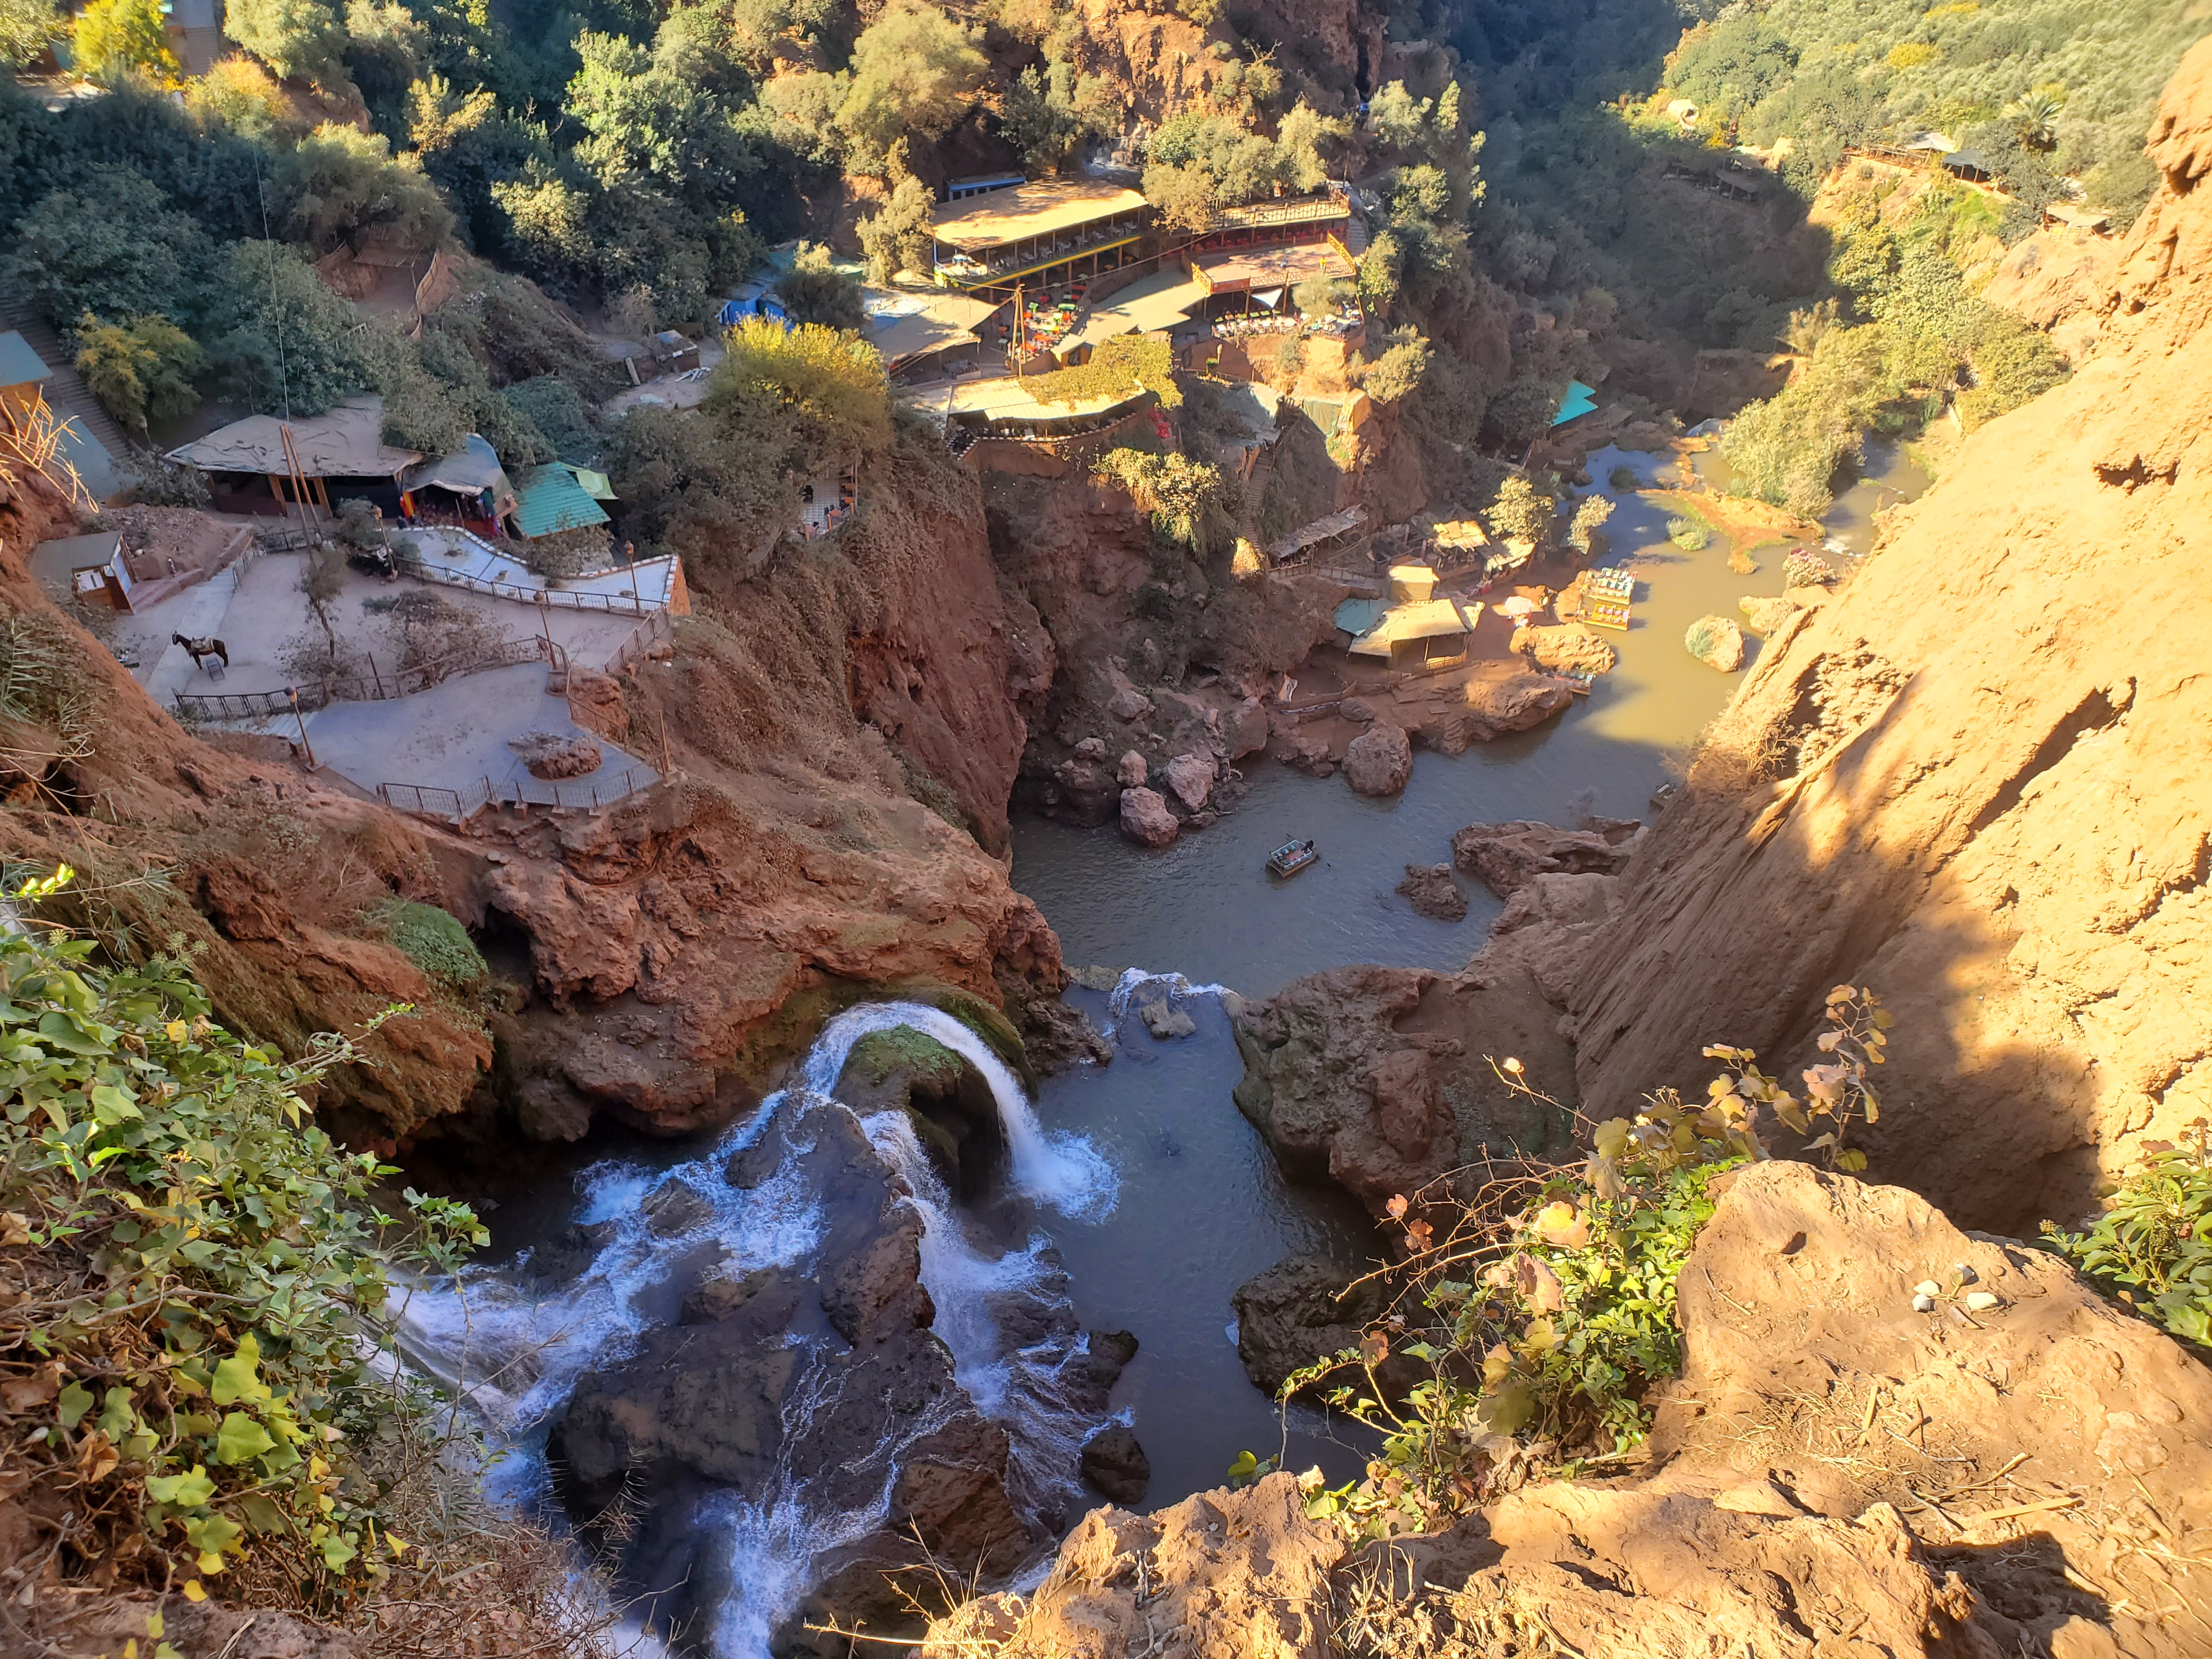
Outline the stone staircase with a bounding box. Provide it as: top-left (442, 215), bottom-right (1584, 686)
top-left (0, 294), bottom-right (135, 460)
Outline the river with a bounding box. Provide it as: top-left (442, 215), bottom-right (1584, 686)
top-left (400, 438), bottom-right (1925, 1655)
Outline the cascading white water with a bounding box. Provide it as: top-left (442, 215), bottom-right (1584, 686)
top-left (392, 1001), bottom-right (1118, 1658)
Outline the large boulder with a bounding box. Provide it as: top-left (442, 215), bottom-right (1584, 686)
top-left (919, 1475), bottom-right (1342, 1659)
top-left (835, 1025), bottom-right (1006, 1200)
top-left (1395, 862), bottom-right (1468, 921)
top-left (1119, 787), bottom-right (1179, 847)
top-left (507, 730), bottom-right (602, 779)
top-left (1737, 594), bottom-right (1801, 635)
top-left (1162, 752), bottom-right (1214, 812)
top-left (1267, 713), bottom-right (1336, 776)
top-left (1451, 819), bottom-right (1640, 898)
top-left (1342, 723), bottom-right (1412, 797)
top-left (1684, 613), bottom-right (1747, 672)
top-left (1079, 1424), bottom-right (1151, 1504)
top-left (1513, 623), bottom-right (1618, 675)
top-left (1232, 1254), bottom-right (1402, 1398)
top-left (1224, 697), bottom-right (1270, 760)
top-left (1232, 966), bottom-right (1460, 1216)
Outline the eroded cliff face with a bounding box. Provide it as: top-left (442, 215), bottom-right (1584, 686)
top-left (0, 487), bottom-right (495, 1139)
top-left (437, 444), bottom-right (1077, 1140)
top-left (1566, 44), bottom-right (2212, 1235)
top-left (0, 433), bottom-right (1069, 1147)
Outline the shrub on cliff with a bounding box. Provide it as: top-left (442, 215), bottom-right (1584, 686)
top-left (370, 896), bottom-right (488, 989)
top-left (1278, 989), bottom-right (1893, 1540)
top-left (2041, 1124), bottom-right (2212, 1349)
top-left (0, 868), bottom-right (487, 1605)
top-left (1092, 447), bottom-right (1228, 549)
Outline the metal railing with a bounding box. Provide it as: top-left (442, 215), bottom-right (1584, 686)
top-left (375, 768), bottom-right (653, 823)
top-left (399, 552), bottom-right (660, 616)
top-left (605, 608), bottom-right (673, 676)
top-left (172, 635), bottom-right (552, 721)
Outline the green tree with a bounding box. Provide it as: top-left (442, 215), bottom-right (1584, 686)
top-left (0, 0), bottom-right (65, 67)
top-left (183, 53), bottom-right (296, 139)
top-left (73, 312), bottom-right (206, 436)
top-left (1357, 329), bottom-right (1430, 404)
top-left (567, 28), bottom-right (759, 204)
top-left (857, 148), bottom-right (935, 284)
top-left (775, 241), bottom-right (866, 332)
top-left (501, 375), bottom-right (598, 461)
top-left (1483, 472), bottom-right (1556, 545)
top-left (708, 314), bottom-right (890, 461)
top-left (205, 240), bottom-right (385, 415)
top-left (1567, 493), bottom-right (1614, 556)
top-left (834, 0), bottom-right (985, 172)
top-left (222, 0), bottom-right (348, 86)
top-left (1001, 57), bottom-right (1107, 174)
top-left (72, 0), bottom-right (177, 81)
top-left (2, 172), bottom-right (216, 336)
top-left (276, 122), bottom-right (454, 259)
top-left (1365, 80), bottom-right (1431, 149)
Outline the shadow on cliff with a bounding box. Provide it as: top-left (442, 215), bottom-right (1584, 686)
top-left (1569, 643), bottom-right (2152, 1240)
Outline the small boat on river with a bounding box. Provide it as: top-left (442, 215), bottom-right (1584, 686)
top-left (1268, 838), bottom-right (1319, 877)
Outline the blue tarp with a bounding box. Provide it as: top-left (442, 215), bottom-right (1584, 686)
top-left (717, 291), bottom-right (792, 331)
top-left (1551, 379), bottom-right (1599, 426)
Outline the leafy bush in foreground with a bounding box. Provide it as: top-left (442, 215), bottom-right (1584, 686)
top-left (0, 870), bottom-right (483, 1601)
top-left (1271, 991), bottom-right (1893, 1541)
top-left (2042, 1124), bottom-right (2212, 1349)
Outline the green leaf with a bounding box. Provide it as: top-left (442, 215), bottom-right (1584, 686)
top-left (214, 1412), bottom-right (276, 1465)
top-left (319, 1531), bottom-right (359, 1572)
top-left (211, 1336), bottom-right (272, 1407)
top-left (145, 1466), bottom-right (217, 1508)
top-left (56, 1381), bottom-right (93, 1429)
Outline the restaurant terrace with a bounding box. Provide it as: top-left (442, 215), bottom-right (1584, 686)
top-left (931, 180), bottom-right (1152, 300)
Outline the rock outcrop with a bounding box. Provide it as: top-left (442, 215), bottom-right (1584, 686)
top-left (1684, 613), bottom-right (1746, 672)
top-left (1230, 966), bottom-right (1464, 1215)
top-left (1737, 594), bottom-right (1801, 635)
top-left (1395, 862), bottom-right (1468, 921)
top-left (1119, 786), bottom-right (1179, 847)
top-left (1451, 818), bottom-right (1641, 898)
top-left (1342, 722), bottom-right (1412, 796)
top-left (926, 1162), bottom-right (2212, 1659)
top-left (549, 1099), bottom-right (1045, 1645)
top-left (1231, 1254), bottom-right (1409, 1400)
top-left (1568, 43), bottom-right (2212, 1233)
top-left (1513, 622), bottom-right (1619, 675)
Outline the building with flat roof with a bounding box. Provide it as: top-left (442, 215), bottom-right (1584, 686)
top-left (931, 180), bottom-right (1152, 298)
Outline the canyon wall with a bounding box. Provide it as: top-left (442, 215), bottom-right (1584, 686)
top-left (1565, 43), bottom-right (2212, 1235)
top-left (0, 430), bottom-right (1066, 1147)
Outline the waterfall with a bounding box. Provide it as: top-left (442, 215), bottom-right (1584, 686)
top-left (392, 1001), bottom-right (1119, 1658)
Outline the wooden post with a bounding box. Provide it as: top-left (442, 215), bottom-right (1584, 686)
top-left (658, 705), bottom-right (671, 774)
top-left (289, 687), bottom-right (315, 769)
top-left (368, 652), bottom-right (383, 698)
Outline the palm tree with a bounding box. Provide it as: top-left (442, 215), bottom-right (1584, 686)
top-left (2006, 90), bottom-right (2064, 152)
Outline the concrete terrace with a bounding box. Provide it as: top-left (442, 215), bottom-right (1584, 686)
top-left (146, 529), bottom-right (669, 816)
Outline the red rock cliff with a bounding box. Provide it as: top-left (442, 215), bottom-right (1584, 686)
top-left (1567, 42), bottom-right (2212, 1235)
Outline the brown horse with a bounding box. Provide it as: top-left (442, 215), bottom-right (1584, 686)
top-left (172, 634), bottom-right (229, 670)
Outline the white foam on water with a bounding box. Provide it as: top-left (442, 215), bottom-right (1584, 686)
top-left (1101, 968), bottom-right (1233, 1042)
top-left (392, 1000), bottom-right (1121, 1659)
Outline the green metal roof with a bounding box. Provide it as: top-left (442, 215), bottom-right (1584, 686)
top-left (512, 462), bottom-right (610, 538)
top-left (0, 331), bottom-right (52, 388)
top-left (1551, 379), bottom-right (1598, 426)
